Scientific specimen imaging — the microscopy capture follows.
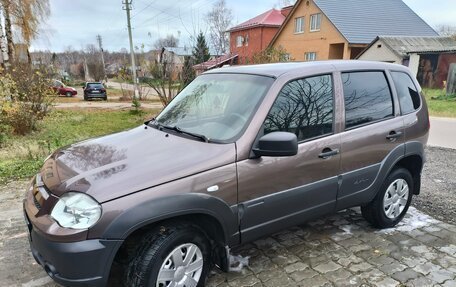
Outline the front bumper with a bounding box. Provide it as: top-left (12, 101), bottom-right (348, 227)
top-left (23, 181), bottom-right (122, 287)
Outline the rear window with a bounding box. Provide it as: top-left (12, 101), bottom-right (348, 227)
top-left (87, 83), bottom-right (104, 89)
top-left (342, 71), bottom-right (394, 129)
top-left (391, 72), bottom-right (420, 114)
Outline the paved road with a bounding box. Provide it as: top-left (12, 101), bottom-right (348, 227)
top-left (429, 117), bottom-right (456, 149)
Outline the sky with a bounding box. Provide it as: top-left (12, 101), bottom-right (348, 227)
top-left (30, 0), bottom-right (456, 53)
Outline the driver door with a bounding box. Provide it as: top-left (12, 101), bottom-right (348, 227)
top-left (237, 74), bottom-right (341, 243)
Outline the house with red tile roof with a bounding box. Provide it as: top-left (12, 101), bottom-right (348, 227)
top-left (227, 7), bottom-right (291, 64)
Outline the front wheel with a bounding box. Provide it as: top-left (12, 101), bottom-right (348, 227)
top-left (66, 92), bottom-right (73, 97)
top-left (361, 167), bottom-right (413, 228)
top-left (126, 223), bottom-right (212, 287)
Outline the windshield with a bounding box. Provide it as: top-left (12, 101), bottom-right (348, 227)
top-left (155, 74), bottom-right (274, 142)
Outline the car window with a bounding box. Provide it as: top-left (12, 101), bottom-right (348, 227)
top-left (87, 83), bottom-right (104, 89)
top-left (391, 72), bottom-right (420, 114)
top-left (264, 74), bottom-right (334, 142)
top-left (342, 71), bottom-right (393, 129)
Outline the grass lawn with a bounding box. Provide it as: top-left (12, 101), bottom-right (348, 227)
top-left (423, 88), bottom-right (456, 118)
top-left (0, 108), bottom-right (159, 184)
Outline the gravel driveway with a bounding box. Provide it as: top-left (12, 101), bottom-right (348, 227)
top-left (416, 147), bottom-right (456, 225)
top-left (0, 147), bottom-right (455, 287)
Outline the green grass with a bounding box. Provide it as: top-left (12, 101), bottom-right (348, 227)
top-left (423, 88), bottom-right (456, 118)
top-left (0, 108), bottom-right (159, 184)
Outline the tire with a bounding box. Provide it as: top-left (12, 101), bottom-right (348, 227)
top-left (103, 96), bottom-right (108, 101)
top-left (66, 92), bottom-right (72, 97)
top-left (125, 223), bottom-right (212, 287)
top-left (361, 167), bottom-right (414, 229)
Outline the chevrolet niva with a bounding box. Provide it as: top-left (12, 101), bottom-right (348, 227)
top-left (24, 61), bottom-right (429, 287)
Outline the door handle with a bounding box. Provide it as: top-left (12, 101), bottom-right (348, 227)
top-left (319, 148), bottom-right (339, 159)
top-left (386, 131), bottom-right (403, 140)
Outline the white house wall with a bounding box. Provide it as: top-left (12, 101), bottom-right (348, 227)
top-left (358, 40), bottom-right (402, 64)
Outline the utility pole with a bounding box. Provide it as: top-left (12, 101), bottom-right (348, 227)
top-left (96, 34), bottom-right (107, 83)
top-left (123, 0), bottom-right (139, 99)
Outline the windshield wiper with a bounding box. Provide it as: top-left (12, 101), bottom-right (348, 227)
top-left (150, 121), bottom-right (210, 143)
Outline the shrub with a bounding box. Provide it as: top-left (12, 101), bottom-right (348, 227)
top-left (0, 65), bottom-right (54, 135)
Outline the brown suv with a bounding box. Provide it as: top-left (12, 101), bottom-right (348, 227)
top-left (23, 61), bottom-right (429, 287)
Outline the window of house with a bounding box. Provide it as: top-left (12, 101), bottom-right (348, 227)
top-left (391, 71), bottom-right (421, 114)
top-left (342, 71), bottom-right (394, 129)
top-left (236, 36), bottom-right (244, 47)
top-left (294, 17), bottom-right (305, 33)
top-left (264, 75), bottom-right (334, 142)
top-left (310, 13), bottom-right (322, 31)
top-left (245, 34), bottom-right (249, 46)
top-left (305, 52), bottom-right (317, 61)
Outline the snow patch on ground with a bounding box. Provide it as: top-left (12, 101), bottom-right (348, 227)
top-left (376, 207), bottom-right (440, 234)
top-left (339, 225), bottom-right (354, 235)
top-left (229, 254), bottom-right (250, 272)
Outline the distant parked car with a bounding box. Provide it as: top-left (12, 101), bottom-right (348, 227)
top-left (51, 80), bottom-right (77, 97)
top-left (83, 82), bottom-right (107, 101)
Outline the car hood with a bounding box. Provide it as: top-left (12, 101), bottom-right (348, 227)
top-left (40, 125), bottom-right (236, 202)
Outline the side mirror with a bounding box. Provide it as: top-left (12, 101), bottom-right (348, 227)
top-left (253, 132), bottom-right (298, 157)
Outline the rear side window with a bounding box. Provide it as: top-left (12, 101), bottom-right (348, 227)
top-left (264, 74), bottom-right (333, 142)
top-left (342, 71), bottom-right (394, 129)
top-left (391, 72), bottom-right (420, 114)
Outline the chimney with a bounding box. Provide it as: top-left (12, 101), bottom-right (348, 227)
top-left (281, 5), bottom-right (294, 17)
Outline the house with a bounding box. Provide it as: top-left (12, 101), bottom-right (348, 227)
top-left (193, 54), bottom-right (239, 75)
top-left (227, 7), bottom-right (291, 64)
top-left (358, 36), bottom-right (456, 88)
top-left (270, 0), bottom-right (438, 61)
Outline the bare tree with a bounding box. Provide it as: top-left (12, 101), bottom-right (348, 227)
top-left (206, 0), bottom-right (233, 55)
top-left (274, 0), bottom-right (296, 8)
top-left (436, 24), bottom-right (456, 38)
top-left (0, 9), bottom-right (7, 66)
top-left (0, 0), bottom-right (15, 63)
top-left (0, 0), bottom-right (50, 64)
top-left (146, 50), bottom-right (195, 107)
top-left (85, 44), bottom-right (105, 82)
top-left (154, 34), bottom-right (179, 49)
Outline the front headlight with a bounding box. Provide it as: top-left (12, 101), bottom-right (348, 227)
top-left (51, 192), bottom-right (102, 229)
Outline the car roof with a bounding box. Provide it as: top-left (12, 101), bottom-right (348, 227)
top-left (203, 60), bottom-right (411, 78)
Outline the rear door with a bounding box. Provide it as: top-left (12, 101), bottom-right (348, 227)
top-left (237, 74), bottom-right (341, 242)
top-left (337, 70), bottom-right (404, 210)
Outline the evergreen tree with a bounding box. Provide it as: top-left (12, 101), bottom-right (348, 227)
top-left (181, 56), bottom-right (196, 87)
top-left (193, 32), bottom-right (211, 64)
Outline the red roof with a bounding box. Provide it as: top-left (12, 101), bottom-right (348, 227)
top-left (228, 9), bottom-right (286, 32)
top-left (193, 54), bottom-right (239, 71)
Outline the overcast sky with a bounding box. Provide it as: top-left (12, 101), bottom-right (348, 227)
top-left (30, 0), bottom-right (456, 52)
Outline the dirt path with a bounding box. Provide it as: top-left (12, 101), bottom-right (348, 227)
top-left (53, 101), bottom-right (162, 110)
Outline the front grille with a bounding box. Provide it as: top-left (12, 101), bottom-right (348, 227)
top-left (32, 174), bottom-right (50, 210)
top-left (33, 194), bottom-right (42, 210)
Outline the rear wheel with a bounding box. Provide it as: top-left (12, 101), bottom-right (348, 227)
top-left (361, 168), bottom-right (413, 228)
top-left (125, 223), bottom-right (212, 287)
top-left (66, 92), bottom-right (73, 97)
